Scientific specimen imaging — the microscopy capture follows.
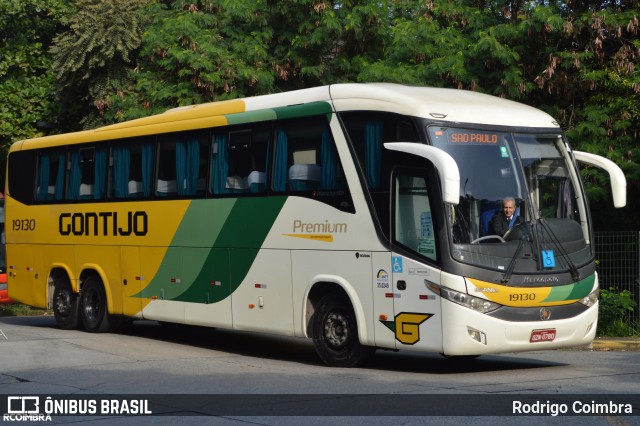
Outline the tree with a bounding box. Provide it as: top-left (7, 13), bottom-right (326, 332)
top-left (531, 4), bottom-right (640, 229)
top-left (359, 0), bottom-right (639, 229)
top-left (358, 0), bottom-right (522, 92)
top-left (2, 0), bottom-right (637, 229)
top-left (104, 0), bottom-right (276, 122)
top-left (0, 0), bottom-right (71, 147)
top-left (271, 0), bottom-right (393, 88)
top-left (105, 0), bottom-right (394, 120)
top-left (49, 0), bottom-right (150, 130)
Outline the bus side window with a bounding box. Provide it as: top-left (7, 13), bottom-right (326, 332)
top-left (394, 174), bottom-right (437, 262)
top-left (110, 137), bottom-right (155, 199)
top-left (246, 126), bottom-right (269, 194)
top-left (210, 125), bottom-right (270, 195)
top-left (340, 112), bottom-right (419, 190)
top-left (211, 131), bottom-right (230, 194)
top-left (66, 146), bottom-right (107, 201)
top-left (156, 131), bottom-right (207, 198)
top-left (339, 112), bottom-right (420, 227)
top-left (272, 117), bottom-right (344, 193)
top-left (270, 116), bottom-right (353, 212)
top-left (36, 150), bottom-right (66, 202)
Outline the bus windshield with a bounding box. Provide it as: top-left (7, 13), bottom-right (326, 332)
top-left (428, 126), bottom-right (591, 276)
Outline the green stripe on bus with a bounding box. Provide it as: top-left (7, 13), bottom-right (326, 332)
top-left (135, 197), bottom-right (286, 303)
top-left (214, 196), bottom-right (287, 248)
top-left (172, 248), bottom-right (232, 303)
top-left (272, 102), bottom-right (332, 120)
top-left (172, 198), bottom-right (237, 246)
top-left (225, 109), bottom-right (278, 125)
top-left (543, 274), bottom-right (595, 302)
top-left (173, 197), bottom-right (286, 303)
top-left (565, 274), bottom-right (596, 300)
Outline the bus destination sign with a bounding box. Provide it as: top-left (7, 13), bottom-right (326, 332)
top-left (432, 129), bottom-right (499, 145)
top-left (450, 131), bottom-right (498, 144)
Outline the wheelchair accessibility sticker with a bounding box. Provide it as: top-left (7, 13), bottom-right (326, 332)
top-left (392, 256), bottom-right (403, 273)
top-left (542, 250), bottom-right (556, 268)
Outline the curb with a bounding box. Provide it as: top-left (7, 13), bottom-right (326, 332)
top-left (586, 338), bottom-right (640, 352)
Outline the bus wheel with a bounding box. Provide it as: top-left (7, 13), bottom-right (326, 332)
top-left (52, 281), bottom-right (79, 330)
top-left (312, 294), bottom-right (375, 367)
top-left (79, 276), bottom-right (112, 333)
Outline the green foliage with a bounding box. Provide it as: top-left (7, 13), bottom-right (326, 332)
top-left (49, 0), bottom-right (150, 129)
top-left (598, 288), bottom-right (639, 337)
top-left (0, 0), bottom-right (639, 231)
top-left (0, 0), bottom-right (71, 154)
top-left (0, 303), bottom-right (49, 317)
top-left (105, 0), bottom-right (394, 121)
top-left (104, 1), bottom-right (276, 121)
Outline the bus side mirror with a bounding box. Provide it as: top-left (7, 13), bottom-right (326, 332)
top-left (573, 151), bottom-right (627, 208)
top-left (384, 142), bottom-right (460, 205)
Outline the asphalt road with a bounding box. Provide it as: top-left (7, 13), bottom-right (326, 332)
top-left (0, 315), bottom-right (639, 425)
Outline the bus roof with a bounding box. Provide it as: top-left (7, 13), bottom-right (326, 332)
top-left (328, 83), bottom-right (559, 129)
top-left (11, 83), bottom-right (559, 152)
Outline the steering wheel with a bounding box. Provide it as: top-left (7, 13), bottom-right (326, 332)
top-left (470, 235), bottom-right (506, 244)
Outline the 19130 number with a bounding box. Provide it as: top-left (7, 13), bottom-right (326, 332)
top-left (510, 293), bottom-right (535, 302)
top-left (12, 219), bottom-right (36, 231)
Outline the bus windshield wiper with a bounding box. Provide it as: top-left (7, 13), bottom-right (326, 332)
top-left (500, 221), bottom-right (534, 283)
top-left (501, 235), bottom-right (527, 283)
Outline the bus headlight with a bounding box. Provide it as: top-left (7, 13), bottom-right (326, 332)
top-left (427, 282), bottom-right (501, 314)
top-left (579, 285), bottom-right (599, 307)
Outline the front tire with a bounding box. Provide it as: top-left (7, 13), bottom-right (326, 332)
top-left (312, 294), bottom-right (375, 367)
top-left (79, 276), bottom-right (112, 333)
top-left (53, 280), bottom-right (79, 330)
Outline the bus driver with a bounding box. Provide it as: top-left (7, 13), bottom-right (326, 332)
top-left (490, 197), bottom-right (523, 237)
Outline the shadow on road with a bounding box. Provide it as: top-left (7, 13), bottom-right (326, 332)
top-left (1, 315), bottom-right (567, 375)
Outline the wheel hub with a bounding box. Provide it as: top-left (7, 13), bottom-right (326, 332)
top-left (55, 291), bottom-right (71, 316)
top-left (83, 290), bottom-right (100, 321)
top-left (324, 312), bottom-right (350, 348)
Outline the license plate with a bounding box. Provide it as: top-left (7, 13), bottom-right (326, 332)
top-left (530, 328), bottom-right (556, 343)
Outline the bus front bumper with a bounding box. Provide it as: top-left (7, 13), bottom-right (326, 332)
top-left (441, 299), bottom-right (598, 356)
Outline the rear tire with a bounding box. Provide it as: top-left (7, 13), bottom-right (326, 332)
top-left (79, 276), bottom-right (112, 333)
top-left (312, 293), bottom-right (375, 367)
top-left (52, 280), bottom-right (79, 330)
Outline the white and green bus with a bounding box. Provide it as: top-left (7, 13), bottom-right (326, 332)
top-left (5, 84), bottom-right (626, 366)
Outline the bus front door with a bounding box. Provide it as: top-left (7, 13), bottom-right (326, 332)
top-left (389, 170), bottom-right (443, 353)
top-left (390, 254), bottom-right (443, 353)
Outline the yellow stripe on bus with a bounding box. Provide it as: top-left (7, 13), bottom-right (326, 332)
top-left (282, 233), bottom-right (334, 242)
top-left (466, 278), bottom-right (576, 307)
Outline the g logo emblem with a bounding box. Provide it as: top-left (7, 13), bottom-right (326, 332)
top-left (381, 312), bottom-right (433, 345)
